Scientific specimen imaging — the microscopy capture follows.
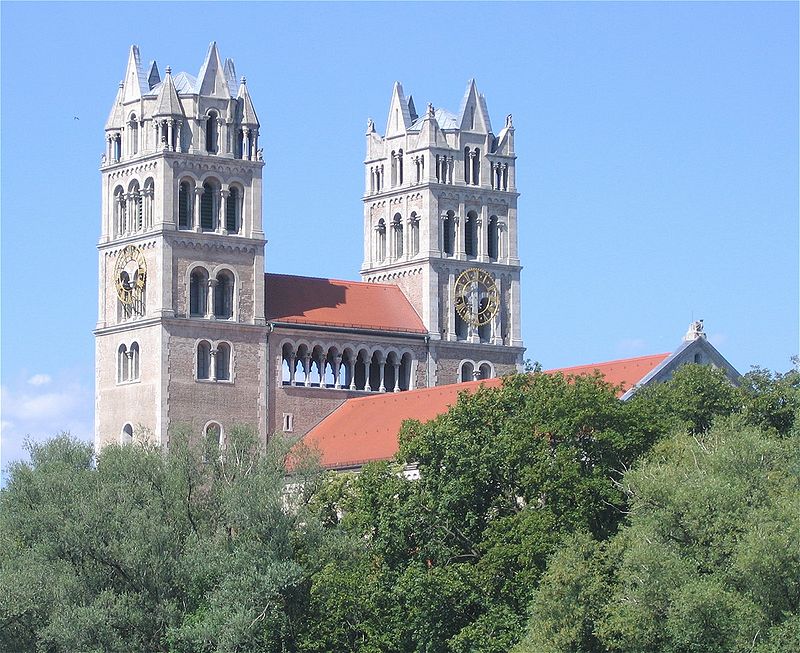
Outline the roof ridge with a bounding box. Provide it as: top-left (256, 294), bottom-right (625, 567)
top-left (265, 271), bottom-right (407, 289)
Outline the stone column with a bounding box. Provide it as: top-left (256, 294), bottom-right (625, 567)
top-left (333, 355), bottom-right (342, 389)
top-left (303, 354), bottom-right (312, 387)
top-left (349, 360), bottom-right (357, 390)
top-left (210, 348), bottom-right (218, 381)
top-left (175, 121), bottom-right (182, 153)
top-left (167, 119), bottom-right (174, 151)
top-left (393, 363), bottom-right (401, 392)
top-left (288, 353), bottom-right (297, 385)
top-left (219, 189), bottom-right (229, 234)
top-left (207, 279), bottom-right (217, 319)
top-left (193, 187), bottom-right (203, 232)
top-left (447, 270), bottom-right (456, 340)
top-left (365, 361), bottom-right (372, 391)
top-left (378, 361), bottom-right (386, 393)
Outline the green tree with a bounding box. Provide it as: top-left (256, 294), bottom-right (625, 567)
top-left (516, 418), bottom-right (800, 653)
top-left (0, 427), bottom-right (317, 653)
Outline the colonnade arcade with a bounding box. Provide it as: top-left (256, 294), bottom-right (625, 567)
top-left (440, 210), bottom-right (507, 260)
top-left (280, 341), bottom-right (415, 393)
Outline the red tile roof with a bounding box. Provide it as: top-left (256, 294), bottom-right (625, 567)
top-left (303, 353), bottom-right (670, 469)
top-left (265, 273), bottom-right (426, 334)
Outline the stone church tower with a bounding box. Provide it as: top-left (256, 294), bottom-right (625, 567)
top-left (95, 43), bottom-right (267, 447)
top-left (361, 81), bottom-right (524, 383)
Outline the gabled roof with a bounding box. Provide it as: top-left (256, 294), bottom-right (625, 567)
top-left (153, 67), bottom-right (185, 118)
top-left (237, 78), bottom-right (259, 126)
top-left (265, 273), bottom-right (426, 334)
top-left (304, 353), bottom-right (670, 469)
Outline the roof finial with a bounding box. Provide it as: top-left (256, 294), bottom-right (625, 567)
top-left (241, 76), bottom-right (247, 85)
top-left (683, 319), bottom-right (706, 341)
top-left (505, 114), bottom-right (513, 128)
top-left (165, 65), bottom-right (172, 75)
top-left (366, 117), bottom-right (375, 134)
top-left (426, 102), bottom-right (435, 118)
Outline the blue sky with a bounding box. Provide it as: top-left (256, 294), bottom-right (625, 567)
top-left (1, 1), bottom-right (798, 469)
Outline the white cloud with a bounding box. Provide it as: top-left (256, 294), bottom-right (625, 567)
top-left (1, 378), bottom-right (94, 472)
top-left (27, 373), bottom-right (52, 386)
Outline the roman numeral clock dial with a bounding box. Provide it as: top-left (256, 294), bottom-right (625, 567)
top-left (453, 268), bottom-right (500, 328)
top-left (113, 244), bottom-right (147, 316)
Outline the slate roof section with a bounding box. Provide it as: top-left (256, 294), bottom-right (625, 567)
top-left (153, 68), bottom-right (185, 117)
top-left (303, 353), bottom-right (670, 469)
top-left (265, 273), bottom-right (426, 334)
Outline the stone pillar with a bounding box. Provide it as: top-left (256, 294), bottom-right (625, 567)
top-left (288, 353), bottom-right (297, 386)
top-left (219, 189), bottom-right (229, 234)
top-left (348, 360), bottom-right (357, 391)
top-left (365, 361), bottom-right (372, 391)
top-left (175, 121), bottom-right (182, 153)
top-left (210, 348), bottom-right (218, 381)
top-left (378, 361), bottom-right (386, 393)
top-left (447, 270), bottom-right (456, 340)
top-left (167, 119), bottom-right (175, 151)
top-left (207, 279), bottom-right (217, 319)
top-left (393, 363), bottom-right (400, 392)
top-left (193, 187), bottom-right (203, 232)
top-left (303, 354), bottom-right (312, 387)
top-left (333, 355), bottom-right (342, 389)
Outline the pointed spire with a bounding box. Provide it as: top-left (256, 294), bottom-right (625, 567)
top-left (153, 66), bottom-right (185, 118)
top-left (197, 41), bottom-right (230, 98)
top-left (147, 60), bottom-right (161, 90)
top-left (105, 81), bottom-right (125, 130)
top-left (223, 58), bottom-right (238, 96)
top-left (237, 76), bottom-right (259, 127)
top-left (385, 81), bottom-right (412, 137)
top-left (407, 95), bottom-right (418, 122)
top-left (457, 79), bottom-right (490, 133)
top-left (122, 45), bottom-right (150, 103)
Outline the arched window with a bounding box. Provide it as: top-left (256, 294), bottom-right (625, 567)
top-left (464, 147), bottom-right (471, 184)
top-left (488, 215), bottom-right (499, 260)
top-left (200, 181), bottom-right (216, 231)
top-left (465, 211), bottom-right (478, 257)
top-left (130, 342), bottom-right (140, 380)
top-left (216, 342), bottom-right (231, 381)
top-left (377, 219), bottom-right (386, 263)
top-left (391, 150), bottom-right (397, 187)
top-left (121, 423), bottom-right (133, 445)
top-left (460, 361), bottom-right (475, 382)
top-left (205, 111), bottom-right (218, 154)
top-left (392, 213), bottom-right (404, 259)
top-left (398, 149), bottom-right (404, 185)
top-left (214, 270), bottom-right (234, 320)
top-left (143, 178), bottom-right (155, 229)
top-left (129, 181), bottom-right (142, 232)
top-left (399, 352), bottom-right (413, 391)
top-left (472, 148), bottom-right (480, 185)
top-left (226, 187), bottom-right (240, 233)
top-left (178, 181), bottom-right (192, 229)
top-left (410, 213), bottom-right (420, 257)
top-left (479, 363), bottom-right (492, 380)
top-left (113, 135), bottom-right (122, 162)
top-left (443, 211), bottom-right (454, 255)
top-left (117, 344), bottom-right (128, 383)
top-left (197, 341), bottom-right (211, 380)
top-left (190, 268), bottom-right (209, 317)
top-left (129, 115), bottom-right (138, 155)
top-left (205, 422), bottom-right (222, 449)
top-left (114, 186), bottom-right (126, 236)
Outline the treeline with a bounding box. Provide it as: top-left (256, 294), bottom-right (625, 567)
top-left (1, 364), bottom-right (798, 652)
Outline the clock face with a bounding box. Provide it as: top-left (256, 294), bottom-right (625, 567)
top-left (454, 268), bottom-right (500, 327)
top-left (113, 245), bottom-right (147, 310)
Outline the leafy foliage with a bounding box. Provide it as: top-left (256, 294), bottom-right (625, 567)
top-left (0, 427), bottom-right (311, 652)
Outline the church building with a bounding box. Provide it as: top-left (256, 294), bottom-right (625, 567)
top-left (95, 44), bottom-right (525, 448)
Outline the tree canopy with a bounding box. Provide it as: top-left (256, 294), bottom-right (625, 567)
top-left (2, 362), bottom-right (798, 652)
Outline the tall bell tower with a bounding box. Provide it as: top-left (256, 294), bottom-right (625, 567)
top-left (95, 43), bottom-right (267, 448)
top-left (361, 81), bottom-right (524, 384)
